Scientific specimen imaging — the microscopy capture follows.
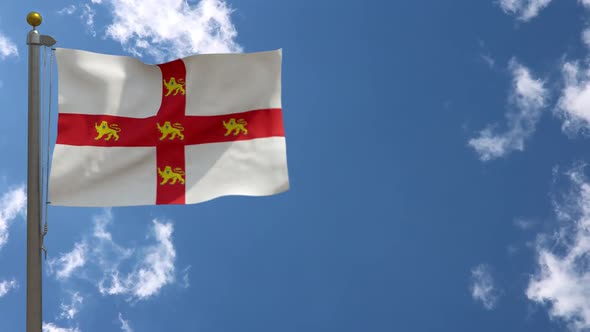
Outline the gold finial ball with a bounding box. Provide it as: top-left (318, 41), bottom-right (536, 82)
top-left (26, 12), bottom-right (42, 27)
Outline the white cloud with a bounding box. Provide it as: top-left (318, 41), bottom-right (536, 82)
top-left (514, 217), bottom-right (538, 230)
top-left (81, 4), bottom-right (98, 37)
top-left (58, 4), bottom-right (97, 36)
top-left (0, 186), bottom-right (26, 250)
top-left (99, 220), bottom-right (176, 299)
top-left (133, 221), bottom-right (175, 298)
top-left (42, 323), bottom-right (80, 332)
top-left (58, 5), bottom-right (77, 15)
top-left (93, 209), bottom-right (113, 241)
top-left (582, 28), bottom-right (590, 49)
top-left (498, 0), bottom-right (553, 21)
top-left (48, 242), bottom-right (87, 280)
top-left (0, 279), bottom-right (17, 297)
top-left (118, 312), bottom-right (133, 332)
top-left (470, 264), bottom-right (500, 310)
top-left (59, 292), bottom-right (83, 320)
top-left (507, 244), bottom-right (520, 255)
top-left (469, 60), bottom-right (547, 161)
top-left (48, 210), bottom-right (131, 282)
top-left (90, 210), bottom-right (134, 272)
top-left (0, 32), bottom-right (18, 60)
top-left (88, 0), bottom-right (242, 61)
top-left (554, 61), bottom-right (590, 135)
top-left (98, 271), bottom-right (127, 295)
top-left (50, 210), bottom-right (178, 300)
top-left (180, 265), bottom-right (191, 288)
top-left (468, 129), bottom-right (510, 161)
top-left (481, 54), bottom-right (496, 69)
top-left (527, 166), bottom-right (590, 331)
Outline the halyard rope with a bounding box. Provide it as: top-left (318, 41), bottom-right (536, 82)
top-left (40, 47), bottom-right (54, 260)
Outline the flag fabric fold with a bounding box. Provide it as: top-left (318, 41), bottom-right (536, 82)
top-left (49, 48), bottom-right (288, 206)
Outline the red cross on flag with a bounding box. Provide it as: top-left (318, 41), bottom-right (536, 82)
top-left (49, 48), bottom-right (289, 206)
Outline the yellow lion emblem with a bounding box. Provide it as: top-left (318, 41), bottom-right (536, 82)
top-left (223, 118), bottom-right (248, 136)
top-left (163, 77), bottom-right (186, 96)
top-left (158, 166), bottom-right (185, 185)
top-left (157, 121), bottom-right (185, 140)
top-left (94, 121), bottom-right (121, 141)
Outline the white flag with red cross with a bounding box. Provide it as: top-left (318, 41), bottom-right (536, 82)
top-left (49, 48), bottom-right (289, 206)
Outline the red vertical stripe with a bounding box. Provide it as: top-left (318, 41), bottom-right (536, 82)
top-left (156, 60), bottom-right (187, 204)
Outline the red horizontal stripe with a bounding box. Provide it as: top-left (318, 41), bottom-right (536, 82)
top-left (182, 108), bottom-right (284, 145)
top-left (56, 108), bottom-right (284, 147)
top-left (56, 114), bottom-right (158, 147)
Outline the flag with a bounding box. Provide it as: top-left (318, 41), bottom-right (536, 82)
top-left (49, 48), bottom-right (288, 206)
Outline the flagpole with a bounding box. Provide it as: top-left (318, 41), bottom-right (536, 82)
top-left (26, 12), bottom-right (55, 332)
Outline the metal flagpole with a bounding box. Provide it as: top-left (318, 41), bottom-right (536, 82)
top-left (26, 12), bottom-right (55, 332)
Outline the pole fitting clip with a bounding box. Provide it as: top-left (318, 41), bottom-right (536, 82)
top-left (40, 221), bottom-right (48, 260)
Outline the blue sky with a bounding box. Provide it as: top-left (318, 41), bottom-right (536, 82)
top-left (2, 0), bottom-right (590, 331)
